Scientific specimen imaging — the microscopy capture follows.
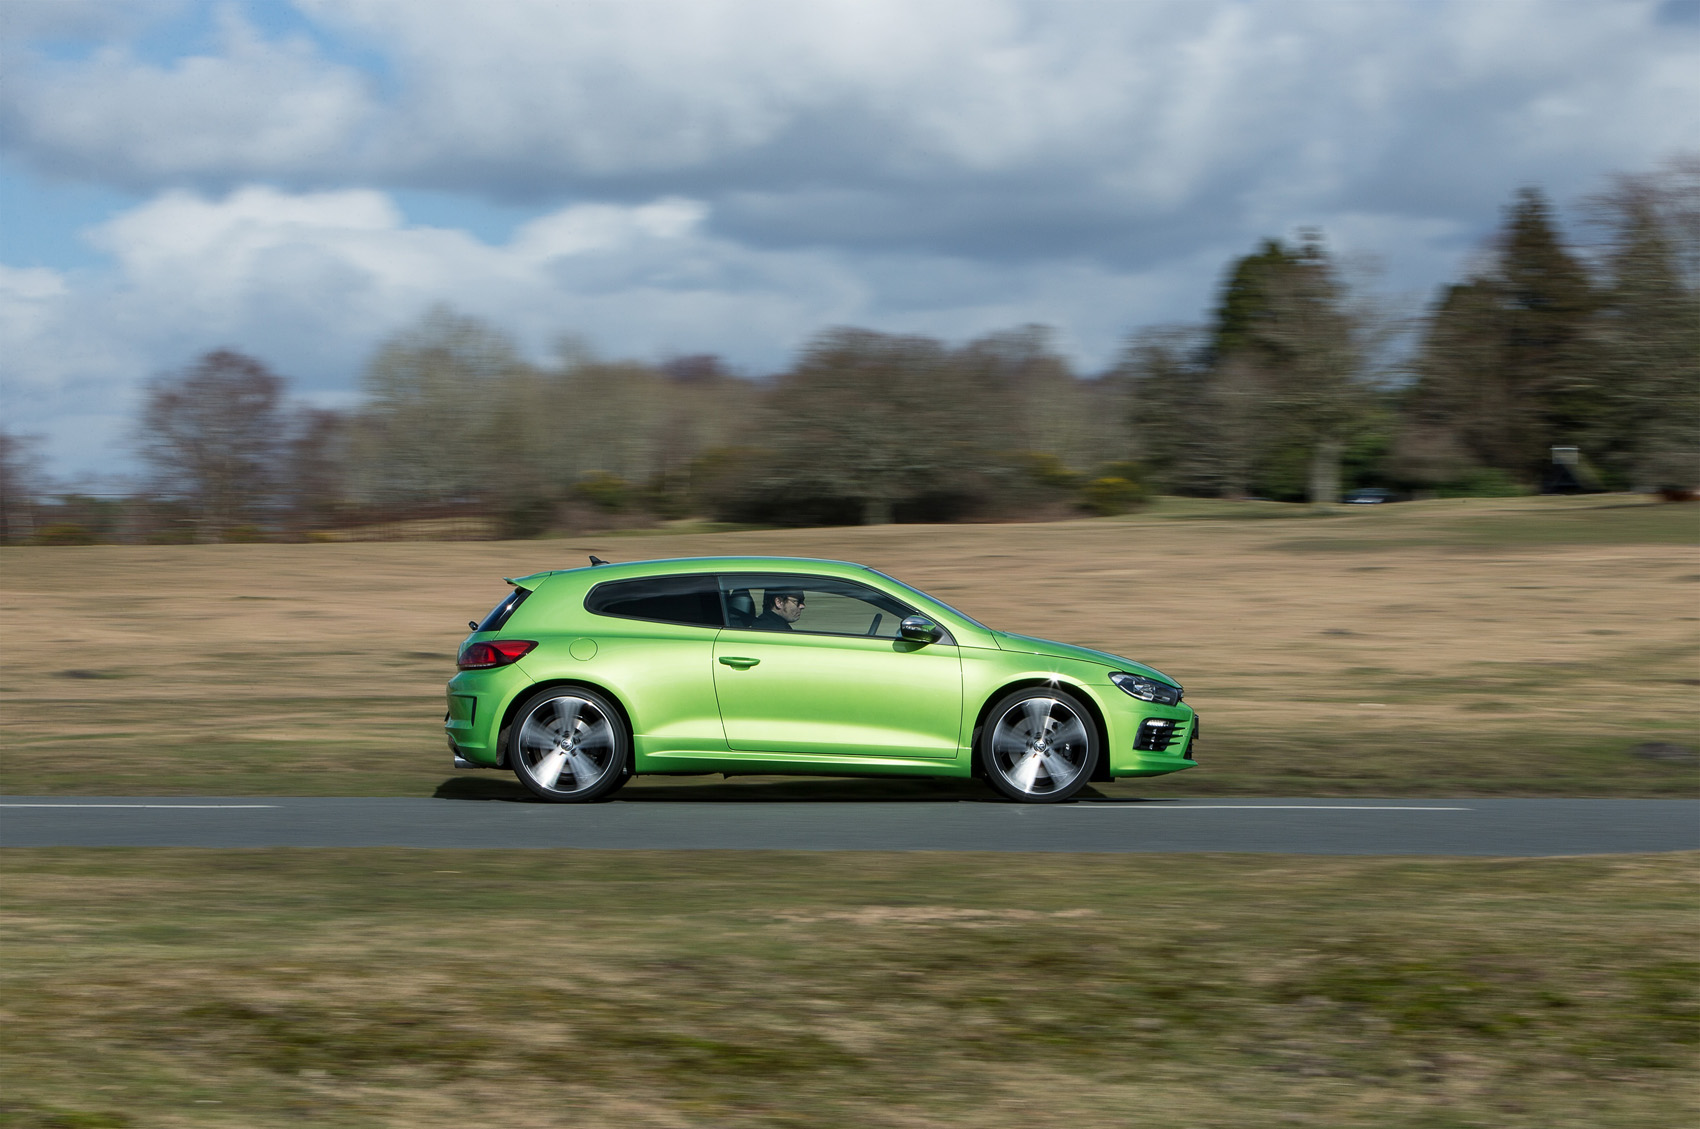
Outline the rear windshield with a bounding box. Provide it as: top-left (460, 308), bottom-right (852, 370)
top-left (585, 574), bottom-right (725, 628)
top-left (474, 587), bottom-right (531, 633)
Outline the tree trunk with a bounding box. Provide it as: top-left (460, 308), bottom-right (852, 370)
top-left (1308, 438), bottom-right (1342, 507)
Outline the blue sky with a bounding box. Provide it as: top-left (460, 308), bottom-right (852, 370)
top-left (2, 0), bottom-right (1696, 483)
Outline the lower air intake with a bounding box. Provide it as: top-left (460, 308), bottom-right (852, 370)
top-left (1135, 718), bottom-right (1181, 752)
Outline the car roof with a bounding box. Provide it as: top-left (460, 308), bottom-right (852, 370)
top-left (507, 556), bottom-right (878, 589)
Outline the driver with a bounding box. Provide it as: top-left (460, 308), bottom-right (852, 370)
top-left (753, 589), bottom-right (805, 631)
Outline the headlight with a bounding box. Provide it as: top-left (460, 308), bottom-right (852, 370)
top-left (1110, 672), bottom-right (1182, 706)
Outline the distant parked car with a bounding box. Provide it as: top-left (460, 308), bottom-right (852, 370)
top-left (446, 556), bottom-right (1197, 804)
top-left (1343, 488), bottom-right (1394, 504)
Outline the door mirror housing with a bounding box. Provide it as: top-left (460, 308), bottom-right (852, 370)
top-left (899, 615), bottom-right (942, 644)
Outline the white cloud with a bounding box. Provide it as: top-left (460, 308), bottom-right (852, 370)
top-left (5, 0), bottom-right (1692, 246)
top-left (3, 1), bottom-right (1696, 479)
top-left (0, 0), bottom-right (187, 44)
top-left (2, 6), bottom-right (372, 187)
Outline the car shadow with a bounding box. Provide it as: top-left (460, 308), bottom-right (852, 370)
top-left (431, 774), bottom-right (1115, 803)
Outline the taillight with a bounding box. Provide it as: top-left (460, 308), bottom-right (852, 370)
top-left (457, 640), bottom-right (538, 670)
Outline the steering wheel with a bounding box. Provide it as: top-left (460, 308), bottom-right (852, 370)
top-left (866, 613), bottom-right (883, 636)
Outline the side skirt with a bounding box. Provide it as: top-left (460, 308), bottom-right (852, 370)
top-left (636, 748), bottom-right (975, 778)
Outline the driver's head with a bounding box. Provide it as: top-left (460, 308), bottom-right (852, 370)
top-left (768, 589), bottom-right (805, 623)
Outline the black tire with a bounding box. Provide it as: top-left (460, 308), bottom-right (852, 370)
top-left (507, 686), bottom-right (631, 803)
top-left (978, 687), bottom-right (1099, 803)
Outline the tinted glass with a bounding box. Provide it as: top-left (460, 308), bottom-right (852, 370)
top-left (475, 587), bottom-right (531, 633)
top-left (720, 573), bottom-right (921, 639)
top-left (586, 574), bottom-right (725, 628)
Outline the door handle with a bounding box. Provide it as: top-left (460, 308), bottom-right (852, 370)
top-left (718, 656), bottom-right (760, 669)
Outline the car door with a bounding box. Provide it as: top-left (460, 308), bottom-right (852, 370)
top-left (580, 572), bottom-right (728, 752)
top-left (712, 573), bottom-right (962, 759)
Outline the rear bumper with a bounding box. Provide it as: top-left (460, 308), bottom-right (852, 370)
top-left (444, 664), bottom-right (533, 767)
top-left (447, 735), bottom-right (483, 771)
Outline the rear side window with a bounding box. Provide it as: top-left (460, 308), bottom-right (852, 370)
top-left (475, 587), bottom-right (532, 633)
top-left (585, 574), bottom-right (725, 628)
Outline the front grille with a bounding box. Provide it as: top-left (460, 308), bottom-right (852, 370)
top-left (1135, 718), bottom-right (1185, 752)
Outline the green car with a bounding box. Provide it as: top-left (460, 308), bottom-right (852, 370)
top-left (446, 556), bottom-right (1196, 803)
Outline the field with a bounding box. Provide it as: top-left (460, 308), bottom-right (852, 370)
top-left (2, 496), bottom-right (1696, 1127)
top-left (1, 494), bottom-right (1695, 797)
top-left (2, 849), bottom-right (1696, 1129)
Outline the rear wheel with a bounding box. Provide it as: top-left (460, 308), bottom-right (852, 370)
top-left (508, 687), bottom-right (631, 803)
top-left (979, 688), bottom-right (1098, 803)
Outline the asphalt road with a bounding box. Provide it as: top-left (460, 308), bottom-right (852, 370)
top-left (1, 796), bottom-right (1695, 854)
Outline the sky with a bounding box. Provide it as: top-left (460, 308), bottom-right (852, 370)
top-left (2, 0), bottom-right (1697, 484)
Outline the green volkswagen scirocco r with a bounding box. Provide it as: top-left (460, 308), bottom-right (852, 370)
top-left (446, 556), bottom-right (1196, 803)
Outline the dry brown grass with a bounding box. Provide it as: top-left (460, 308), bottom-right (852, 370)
top-left (2, 494), bottom-right (1696, 795)
top-left (1, 849), bottom-right (1695, 1128)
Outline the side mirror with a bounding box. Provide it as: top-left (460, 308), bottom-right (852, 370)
top-left (899, 615), bottom-right (942, 644)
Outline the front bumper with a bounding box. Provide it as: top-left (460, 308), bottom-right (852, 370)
top-left (1107, 702), bottom-right (1198, 777)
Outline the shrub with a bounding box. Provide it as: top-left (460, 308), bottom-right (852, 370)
top-left (1017, 451), bottom-right (1084, 490)
top-left (500, 496), bottom-right (556, 539)
top-left (33, 523), bottom-right (98, 546)
top-left (1080, 476), bottom-right (1145, 515)
top-left (574, 472), bottom-right (630, 513)
top-left (1436, 468), bottom-right (1527, 498)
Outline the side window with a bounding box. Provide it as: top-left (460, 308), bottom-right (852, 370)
top-left (585, 574), bottom-right (725, 628)
top-left (720, 574), bottom-right (919, 639)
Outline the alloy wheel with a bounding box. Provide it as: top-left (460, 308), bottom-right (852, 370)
top-left (988, 695), bottom-right (1092, 798)
top-left (513, 693), bottom-right (623, 799)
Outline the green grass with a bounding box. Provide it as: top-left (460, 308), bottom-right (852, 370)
top-left (2, 850), bottom-right (1695, 1128)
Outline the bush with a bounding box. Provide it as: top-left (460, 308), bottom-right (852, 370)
top-left (500, 496), bottom-right (556, 539)
top-left (574, 472), bottom-right (630, 513)
top-left (222, 525), bottom-right (267, 543)
top-left (1017, 451), bottom-right (1084, 490)
top-left (32, 523), bottom-right (98, 546)
top-left (642, 475), bottom-right (692, 520)
top-left (1436, 468), bottom-right (1527, 498)
top-left (1080, 476), bottom-right (1145, 515)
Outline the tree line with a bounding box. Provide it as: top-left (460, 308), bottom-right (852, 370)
top-left (4, 160), bottom-right (1695, 543)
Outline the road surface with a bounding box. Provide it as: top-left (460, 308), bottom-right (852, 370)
top-left (2, 796), bottom-right (1695, 854)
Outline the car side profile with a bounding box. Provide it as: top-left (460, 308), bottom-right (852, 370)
top-left (446, 556), bottom-right (1196, 803)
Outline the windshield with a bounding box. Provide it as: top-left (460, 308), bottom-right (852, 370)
top-left (865, 569), bottom-right (989, 630)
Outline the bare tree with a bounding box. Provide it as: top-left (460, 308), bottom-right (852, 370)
top-left (0, 431), bottom-right (45, 543)
top-left (137, 350), bottom-right (287, 539)
top-left (1118, 326), bottom-right (1238, 496)
top-left (282, 407), bottom-right (352, 528)
top-left (752, 328), bottom-right (1009, 524)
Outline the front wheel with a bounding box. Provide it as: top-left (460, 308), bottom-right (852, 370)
top-left (508, 687), bottom-right (631, 803)
top-left (979, 688), bottom-right (1099, 803)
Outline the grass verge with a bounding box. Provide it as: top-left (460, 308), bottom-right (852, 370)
top-left (1, 849), bottom-right (1696, 1128)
